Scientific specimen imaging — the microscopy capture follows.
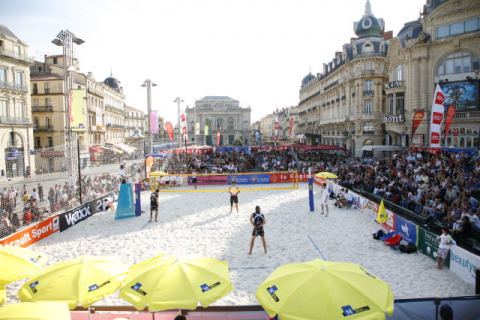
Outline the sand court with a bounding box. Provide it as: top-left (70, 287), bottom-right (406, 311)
top-left (5, 183), bottom-right (475, 307)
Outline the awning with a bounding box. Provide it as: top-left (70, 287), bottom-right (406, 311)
top-left (103, 147), bottom-right (123, 154)
top-left (114, 143), bottom-right (135, 154)
top-left (146, 152), bottom-right (169, 158)
top-left (89, 146), bottom-right (104, 153)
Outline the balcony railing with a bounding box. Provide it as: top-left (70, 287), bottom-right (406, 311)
top-left (106, 123), bottom-right (127, 129)
top-left (352, 51), bottom-right (386, 60)
top-left (32, 105), bottom-right (53, 112)
top-left (34, 125), bottom-right (54, 131)
top-left (0, 47), bottom-right (34, 64)
top-left (0, 81), bottom-right (28, 93)
top-left (0, 117), bottom-right (30, 125)
top-left (363, 90), bottom-right (375, 96)
top-left (454, 111), bottom-right (480, 119)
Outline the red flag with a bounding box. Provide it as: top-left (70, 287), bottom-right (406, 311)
top-left (289, 117), bottom-right (294, 140)
top-left (165, 122), bottom-right (174, 142)
top-left (217, 131), bottom-right (220, 147)
top-left (444, 105), bottom-right (456, 138)
top-left (411, 110), bottom-right (424, 137)
top-left (274, 109), bottom-right (279, 145)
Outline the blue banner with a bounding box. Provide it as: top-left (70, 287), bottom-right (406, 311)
top-left (255, 130), bottom-right (261, 146)
top-left (215, 147), bottom-right (250, 154)
top-left (228, 174), bottom-right (270, 185)
top-left (394, 216), bottom-right (418, 245)
top-left (134, 183), bottom-right (141, 217)
top-left (115, 183), bottom-right (136, 220)
top-left (309, 178), bottom-right (314, 212)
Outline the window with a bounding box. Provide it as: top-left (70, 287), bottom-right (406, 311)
top-left (396, 93), bottom-right (405, 115)
top-left (387, 94), bottom-right (394, 115)
top-left (45, 98), bottom-right (51, 106)
top-left (14, 45), bottom-right (20, 58)
top-left (216, 117), bottom-right (223, 130)
top-left (16, 101), bottom-right (24, 118)
top-left (364, 62), bottom-right (372, 70)
top-left (364, 100), bottom-right (373, 114)
top-left (47, 137), bottom-right (53, 147)
top-left (227, 116), bottom-right (235, 131)
top-left (364, 80), bottom-right (373, 91)
top-left (34, 117), bottom-right (39, 128)
top-left (0, 68), bottom-right (6, 83)
top-left (15, 71), bottom-right (23, 86)
top-left (53, 57), bottom-right (58, 64)
top-left (35, 137), bottom-right (41, 148)
top-left (437, 17), bottom-right (480, 38)
top-left (44, 82), bottom-right (50, 94)
top-left (395, 65), bottom-right (404, 81)
top-left (0, 100), bottom-right (7, 117)
top-left (363, 122), bottom-right (374, 134)
top-left (437, 51), bottom-right (479, 75)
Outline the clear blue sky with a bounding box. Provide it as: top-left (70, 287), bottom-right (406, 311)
top-left (1, 0), bottom-right (424, 123)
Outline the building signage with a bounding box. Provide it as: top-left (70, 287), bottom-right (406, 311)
top-left (382, 114), bottom-right (404, 123)
top-left (384, 81), bottom-right (403, 89)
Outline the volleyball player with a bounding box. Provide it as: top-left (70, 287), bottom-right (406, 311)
top-left (229, 181), bottom-right (240, 213)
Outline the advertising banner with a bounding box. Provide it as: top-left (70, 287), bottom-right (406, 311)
top-left (135, 182), bottom-right (141, 217)
top-left (180, 108), bottom-right (188, 143)
top-left (115, 183), bottom-right (135, 220)
top-left (188, 175), bottom-right (228, 185)
top-left (452, 127), bottom-right (459, 136)
top-left (195, 123), bottom-right (200, 135)
top-left (362, 199), bottom-right (378, 221)
top-left (394, 216), bottom-right (418, 245)
top-left (69, 89), bottom-right (85, 132)
top-left (429, 84), bottom-right (445, 151)
top-left (289, 118), bottom-right (294, 140)
top-left (411, 134), bottom-right (424, 147)
top-left (417, 228), bottom-right (449, 267)
top-left (215, 147), bottom-right (250, 154)
top-left (250, 146), bottom-right (289, 151)
top-left (59, 203), bottom-right (92, 232)
top-left (270, 173), bottom-right (310, 183)
top-left (350, 191), bottom-right (363, 211)
top-left (217, 131), bottom-right (220, 147)
top-left (255, 130), bottom-right (261, 146)
top-left (205, 125), bottom-right (209, 136)
top-left (165, 122), bottom-right (174, 142)
top-left (91, 192), bottom-right (115, 214)
top-left (0, 215), bottom-right (60, 247)
top-left (439, 80), bottom-right (480, 111)
top-left (228, 174), bottom-right (270, 185)
top-left (274, 109), bottom-right (279, 145)
top-left (145, 155), bottom-right (154, 178)
top-left (380, 209), bottom-right (396, 232)
top-left (96, 107), bottom-right (103, 128)
top-left (444, 105), bottom-right (456, 137)
top-left (150, 111), bottom-right (159, 134)
top-left (411, 110), bottom-right (424, 137)
top-left (450, 246), bottom-right (479, 286)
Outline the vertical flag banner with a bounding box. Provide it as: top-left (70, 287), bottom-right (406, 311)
top-left (444, 105), bottom-right (456, 138)
top-left (205, 125), bottom-right (209, 136)
top-left (429, 84), bottom-right (445, 151)
top-left (134, 182), bottom-right (141, 217)
top-left (217, 131), bottom-right (220, 147)
top-left (195, 123), bottom-right (200, 135)
top-left (165, 122), bottom-right (174, 142)
top-left (69, 89), bottom-right (86, 131)
top-left (145, 155), bottom-right (154, 178)
top-left (255, 130), bottom-right (261, 147)
top-left (274, 109), bottom-right (279, 145)
top-left (96, 108), bottom-right (103, 129)
top-left (376, 200), bottom-right (388, 223)
top-left (180, 108), bottom-right (188, 144)
top-left (150, 111), bottom-right (159, 134)
top-left (289, 118), bottom-right (294, 140)
top-left (411, 110), bottom-right (424, 137)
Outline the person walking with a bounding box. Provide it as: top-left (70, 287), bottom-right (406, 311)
top-left (436, 226), bottom-right (455, 269)
top-left (119, 165), bottom-right (128, 184)
top-left (320, 183), bottom-right (330, 216)
top-left (248, 205), bottom-right (267, 255)
top-left (149, 189), bottom-right (159, 223)
top-left (229, 181), bottom-right (240, 213)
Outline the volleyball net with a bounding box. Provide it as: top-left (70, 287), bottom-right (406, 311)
top-left (149, 171), bottom-right (300, 193)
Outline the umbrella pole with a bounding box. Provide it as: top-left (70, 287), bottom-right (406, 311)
top-left (88, 306), bottom-right (92, 320)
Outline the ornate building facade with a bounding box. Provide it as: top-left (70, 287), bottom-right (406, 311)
top-left (186, 96), bottom-right (251, 146)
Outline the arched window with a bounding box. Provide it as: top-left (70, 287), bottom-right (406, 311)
top-left (437, 52), bottom-right (479, 75)
top-left (363, 122), bottom-right (374, 134)
top-left (227, 116), bottom-right (235, 131)
top-left (216, 117), bottom-right (223, 131)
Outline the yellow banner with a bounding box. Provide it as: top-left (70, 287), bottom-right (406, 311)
top-left (69, 89), bottom-right (85, 131)
top-left (205, 125), bottom-right (209, 136)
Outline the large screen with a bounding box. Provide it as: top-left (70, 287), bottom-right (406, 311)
top-left (439, 80), bottom-right (479, 112)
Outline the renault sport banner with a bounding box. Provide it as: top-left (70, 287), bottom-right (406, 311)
top-left (429, 84), bottom-right (445, 151)
top-left (0, 215), bottom-right (60, 247)
top-left (450, 245), bottom-right (479, 286)
top-left (228, 174), bottom-right (270, 185)
top-left (69, 89), bottom-right (86, 131)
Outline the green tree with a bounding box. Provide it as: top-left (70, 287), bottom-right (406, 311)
top-left (232, 139), bottom-right (244, 146)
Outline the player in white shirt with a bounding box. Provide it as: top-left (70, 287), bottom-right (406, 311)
top-left (320, 183), bottom-right (330, 216)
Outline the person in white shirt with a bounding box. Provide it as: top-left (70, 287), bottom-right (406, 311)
top-left (320, 183), bottom-right (330, 216)
top-left (119, 165), bottom-right (127, 184)
top-left (228, 181), bottom-right (240, 213)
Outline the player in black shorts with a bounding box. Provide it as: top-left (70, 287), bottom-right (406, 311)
top-left (229, 181), bottom-right (240, 213)
top-left (149, 189), bottom-right (159, 223)
top-left (248, 205), bottom-right (267, 254)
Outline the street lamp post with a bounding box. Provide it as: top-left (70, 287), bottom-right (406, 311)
top-left (52, 30), bottom-right (84, 181)
top-left (174, 97), bottom-right (184, 146)
top-left (142, 80), bottom-right (157, 155)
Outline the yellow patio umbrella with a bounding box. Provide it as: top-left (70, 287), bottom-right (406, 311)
top-left (0, 302), bottom-right (71, 320)
top-left (120, 254), bottom-right (234, 312)
top-left (18, 256), bottom-right (129, 310)
top-left (149, 171), bottom-right (167, 176)
top-left (0, 247), bottom-right (49, 286)
top-left (256, 259), bottom-right (394, 320)
top-left (315, 172), bottom-right (338, 179)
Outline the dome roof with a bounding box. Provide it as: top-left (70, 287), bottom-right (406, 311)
top-left (104, 76), bottom-right (121, 89)
top-left (353, 0), bottom-right (384, 39)
top-left (301, 72), bottom-right (315, 87)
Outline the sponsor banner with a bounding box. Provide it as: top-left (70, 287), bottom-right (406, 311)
top-left (165, 122), bottom-right (174, 142)
top-left (228, 174), bottom-right (270, 185)
top-left (0, 215), bottom-right (60, 247)
top-left (115, 183), bottom-right (135, 220)
top-left (363, 199), bottom-right (378, 221)
top-left (452, 127), bottom-right (459, 136)
top-left (172, 148), bottom-right (213, 154)
top-left (429, 84), bottom-right (445, 149)
top-left (394, 216), bottom-right (418, 245)
top-left (59, 203), bottom-right (92, 232)
top-left (180, 108), bottom-right (188, 144)
top-left (92, 192), bottom-right (115, 214)
top-left (216, 147), bottom-right (250, 154)
top-left (135, 183), bottom-right (141, 217)
top-left (444, 105), bottom-right (456, 137)
top-left (313, 176), bottom-right (326, 186)
top-left (411, 110), bottom-right (424, 137)
top-left (217, 131), bottom-right (220, 147)
top-left (150, 111), bottom-right (159, 134)
top-left (417, 228), bottom-right (449, 267)
top-left (96, 107), bottom-right (103, 127)
top-left (188, 175), bottom-right (228, 185)
top-left (69, 89), bottom-right (86, 132)
top-left (251, 146), bottom-right (289, 151)
top-left (349, 190), bottom-right (363, 211)
top-left (274, 108), bottom-right (279, 145)
top-left (255, 130), bottom-right (261, 146)
top-left (289, 118), bottom-right (294, 140)
top-left (439, 80), bottom-right (480, 112)
top-left (145, 155), bottom-right (154, 178)
top-left (195, 123), bottom-right (200, 135)
top-left (450, 246), bottom-right (479, 286)
top-left (379, 209), bottom-right (396, 232)
top-left (270, 173), bottom-right (311, 183)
